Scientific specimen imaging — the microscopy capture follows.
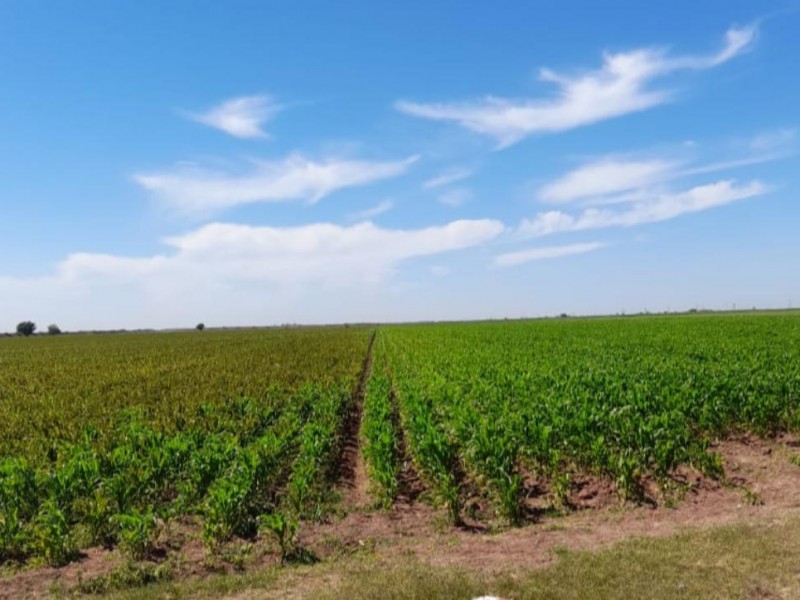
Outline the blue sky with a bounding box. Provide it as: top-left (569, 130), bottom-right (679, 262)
top-left (1, 0), bottom-right (798, 330)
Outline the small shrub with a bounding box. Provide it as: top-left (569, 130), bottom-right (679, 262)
top-left (114, 510), bottom-right (158, 560)
top-left (33, 500), bottom-right (76, 566)
top-left (259, 512), bottom-right (298, 564)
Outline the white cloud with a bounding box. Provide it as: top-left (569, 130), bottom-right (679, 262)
top-left (495, 242), bottom-right (606, 267)
top-left (135, 154), bottom-right (418, 215)
top-left (438, 187), bottom-right (472, 207)
top-left (0, 219), bottom-right (504, 330)
top-left (423, 167), bottom-right (473, 189)
top-left (40, 219), bottom-right (506, 287)
top-left (538, 159), bottom-right (678, 204)
top-left (537, 128), bottom-right (791, 206)
top-left (396, 25), bottom-right (756, 147)
top-left (349, 199), bottom-right (394, 221)
top-left (185, 95), bottom-right (280, 139)
top-left (519, 180), bottom-right (768, 237)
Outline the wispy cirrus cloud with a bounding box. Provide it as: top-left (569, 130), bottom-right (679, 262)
top-left (538, 159), bottom-right (679, 204)
top-left (135, 154), bottom-right (418, 215)
top-left (396, 25), bottom-right (756, 148)
top-left (423, 167), bottom-right (473, 189)
top-left (519, 179), bottom-right (768, 237)
top-left (184, 95), bottom-right (281, 139)
top-left (495, 242), bottom-right (606, 267)
top-left (348, 199), bottom-right (394, 221)
top-left (437, 187), bottom-right (472, 207)
top-left (535, 128), bottom-right (792, 205)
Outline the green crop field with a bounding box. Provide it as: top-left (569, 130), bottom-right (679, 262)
top-left (0, 314), bottom-right (799, 573)
top-left (365, 314), bottom-right (800, 522)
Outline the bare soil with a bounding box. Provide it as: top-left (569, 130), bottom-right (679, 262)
top-left (336, 332), bottom-right (375, 509)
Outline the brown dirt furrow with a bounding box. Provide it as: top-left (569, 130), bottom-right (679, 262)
top-left (336, 331), bottom-right (376, 509)
top-left (390, 386), bottom-right (425, 505)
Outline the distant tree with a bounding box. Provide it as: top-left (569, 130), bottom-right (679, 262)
top-left (47, 324), bottom-right (62, 335)
top-left (196, 323), bottom-right (205, 331)
top-left (16, 321), bottom-right (36, 336)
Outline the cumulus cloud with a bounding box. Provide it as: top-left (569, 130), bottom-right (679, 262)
top-left (134, 154), bottom-right (418, 215)
top-left (519, 180), bottom-right (768, 237)
top-left (185, 95), bottom-right (280, 139)
top-left (0, 219), bottom-right (504, 330)
top-left (396, 25), bottom-right (756, 147)
top-left (423, 167), bottom-right (473, 189)
top-left (46, 219), bottom-right (506, 287)
top-left (495, 242), bottom-right (606, 267)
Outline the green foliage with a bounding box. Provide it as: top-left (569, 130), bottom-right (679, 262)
top-left (32, 499), bottom-right (76, 566)
top-left (15, 321), bottom-right (36, 336)
top-left (1, 315), bottom-right (799, 568)
top-left (361, 337), bottom-right (400, 507)
top-left (114, 510), bottom-right (158, 560)
top-left (259, 512), bottom-right (298, 564)
top-left (286, 384), bottom-right (351, 517)
top-left (377, 315), bottom-right (800, 519)
top-left (0, 327), bottom-right (368, 461)
top-left (0, 326), bottom-right (371, 567)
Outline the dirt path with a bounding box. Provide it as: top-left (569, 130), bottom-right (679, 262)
top-left (336, 331), bottom-right (376, 509)
top-left (390, 386), bottom-right (425, 504)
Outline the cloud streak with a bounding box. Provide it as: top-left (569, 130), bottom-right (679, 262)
top-left (396, 25), bottom-right (756, 147)
top-left (520, 180), bottom-right (768, 237)
top-left (538, 159), bottom-right (678, 204)
top-left (135, 154), bottom-right (418, 215)
top-left (185, 95), bottom-right (281, 139)
top-left (495, 242), bottom-right (606, 267)
top-left (349, 199), bottom-right (394, 220)
top-left (437, 187), bottom-right (472, 207)
top-left (536, 129), bottom-right (791, 205)
top-left (423, 167), bottom-right (473, 189)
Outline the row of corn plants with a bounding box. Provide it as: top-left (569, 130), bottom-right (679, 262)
top-left (0, 393), bottom-right (305, 564)
top-left (372, 314), bottom-right (800, 523)
top-left (360, 335), bottom-right (400, 507)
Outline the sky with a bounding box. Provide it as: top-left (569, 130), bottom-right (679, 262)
top-left (1, 0), bottom-right (799, 331)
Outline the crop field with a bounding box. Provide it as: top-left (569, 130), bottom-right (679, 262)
top-left (365, 314), bottom-right (800, 523)
top-left (0, 326), bottom-right (370, 566)
top-left (1, 314), bottom-right (799, 580)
